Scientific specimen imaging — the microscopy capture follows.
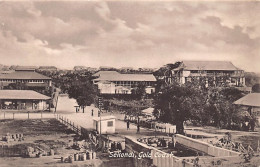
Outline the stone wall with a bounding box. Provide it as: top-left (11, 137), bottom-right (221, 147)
top-left (175, 134), bottom-right (240, 157)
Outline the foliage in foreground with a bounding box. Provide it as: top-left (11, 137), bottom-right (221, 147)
top-left (154, 81), bottom-right (246, 134)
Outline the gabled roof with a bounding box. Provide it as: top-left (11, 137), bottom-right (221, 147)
top-left (93, 115), bottom-right (116, 121)
top-left (0, 71), bottom-right (51, 80)
top-left (93, 71), bottom-right (156, 82)
top-left (234, 93), bottom-right (260, 107)
top-left (142, 107), bottom-right (154, 115)
top-left (39, 66), bottom-right (57, 70)
top-left (175, 61), bottom-right (240, 71)
top-left (93, 71), bottom-right (120, 77)
top-left (15, 66), bottom-right (38, 71)
top-left (0, 90), bottom-right (51, 100)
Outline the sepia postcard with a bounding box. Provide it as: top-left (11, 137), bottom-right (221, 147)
top-left (0, 0), bottom-right (259, 167)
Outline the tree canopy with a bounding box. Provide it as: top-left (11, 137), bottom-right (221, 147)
top-left (252, 83), bottom-right (260, 93)
top-left (65, 71), bottom-right (98, 111)
top-left (154, 81), bottom-right (244, 134)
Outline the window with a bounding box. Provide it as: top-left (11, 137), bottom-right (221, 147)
top-left (231, 78), bottom-right (236, 83)
top-left (107, 121), bottom-right (113, 127)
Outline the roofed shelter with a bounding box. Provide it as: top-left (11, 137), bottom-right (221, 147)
top-left (93, 116), bottom-right (116, 134)
top-left (0, 90), bottom-right (51, 111)
top-left (234, 93), bottom-right (260, 117)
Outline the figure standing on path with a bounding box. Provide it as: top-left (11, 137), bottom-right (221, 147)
top-left (91, 109), bottom-right (94, 116)
top-left (172, 134), bottom-right (176, 148)
top-left (137, 124), bottom-right (140, 133)
top-left (127, 120), bottom-right (130, 130)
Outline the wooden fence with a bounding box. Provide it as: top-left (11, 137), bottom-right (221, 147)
top-left (0, 112), bottom-right (55, 120)
top-left (55, 114), bottom-right (82, 135)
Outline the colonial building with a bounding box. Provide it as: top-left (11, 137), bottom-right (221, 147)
top-left (93, 71), bottom-right (157, 94)
top-left (234, 93), bottom-right (260, 123)
top-left (15, 66), bottom-right (38, 71)
top-left (38, 66), bottom-right (58, 71)
top-left (170, 61), bottom-right (245, 87)
top-left (0, 69), bottom-right (52, 90)
top-left (0, 90), bottom-right (50, 111)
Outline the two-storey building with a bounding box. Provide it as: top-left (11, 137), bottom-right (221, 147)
top-left (93, 71), bottom-right (157, 94)
top-left (0, 68), bottom-right (52, 90)
top-left (170, 61), bottom-right (245, 87)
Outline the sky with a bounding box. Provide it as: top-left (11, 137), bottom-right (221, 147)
top-left (0, 1), bottom-right (259, 72)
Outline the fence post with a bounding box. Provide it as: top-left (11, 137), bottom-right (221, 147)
top-left (13, 113), bottom-right (15, 120)
top-left (4, 111), bottom-right (5, 119)
top-left (28, 112), bottom-right (29, 119)
top-left (41, 111), bottom-right (42, 119)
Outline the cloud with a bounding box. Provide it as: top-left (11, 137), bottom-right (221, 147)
top-left (0, 1), bottom-right (259, 72)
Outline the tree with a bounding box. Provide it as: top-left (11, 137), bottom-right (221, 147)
top-left (131, 82), bottom-right (146, 100)
top-left (5, 82), bottom-right (28, 90)
top-left (154, 81), bottom-right (244, 133)
top-left (252, 83), bottom-right (260, 93)
top-left (154, 82), bottom-right (205, 134)
top-left (206, 87), bottom-right (243, 128)
top-left (67, 72), bottom-right (97, 112)
top-left (153, 62), bottom-right (181, 86)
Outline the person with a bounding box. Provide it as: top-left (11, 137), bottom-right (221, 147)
top-left (249, 119), bottom-right (255, 131)
top-left (91, 109), bottom-right (94, 116)
top-left (127, 120), bottom-right (130, 130)
top-left (137, 124), bottom-right (140, 133)
top-left (172, 135), bottom-right (176, 148)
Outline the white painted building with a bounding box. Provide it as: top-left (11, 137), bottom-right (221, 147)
top-left (170, 61), bottom-right (246, 87)
top-left (93, 71), bottom-right (156, 94)
top-left (93, 116), bottom-right (116, 134)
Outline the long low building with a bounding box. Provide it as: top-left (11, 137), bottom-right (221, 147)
top-left (93, 71), bottom-right (157, 94)
top-left (0, 90), bottom-right (51, 111)
top-left (0, 69), bottom-right (52, 90)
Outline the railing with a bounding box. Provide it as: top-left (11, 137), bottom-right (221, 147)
top-left (55, 114), bottom-right (81, 135)
top-left (0, 112), bottom-right (55, 120)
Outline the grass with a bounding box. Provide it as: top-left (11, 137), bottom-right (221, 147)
top-left (0, 119), bottom-right (73, 136)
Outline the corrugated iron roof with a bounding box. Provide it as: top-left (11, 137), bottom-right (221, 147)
top-left (15, 66), bottom-right (38, 71)
top-left (0, 71), bottom-right (51, 80)
top-left (93, 71), bottom-right (156, 82)
top-left (0, 90), bottom-right (51, 100)
top-left (92, 115), bottom-right (116, 121)
top-left (93, 71), bottom-right (120, 77)
top-left (234, 93), bottom-right (260, 107)
top-left (176, 61), bottom-right (240, 71)
top-left (93, 72), bottom-right (157, 82)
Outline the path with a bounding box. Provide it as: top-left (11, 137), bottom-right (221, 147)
top-left (55, 95), bottom-right (224, 140)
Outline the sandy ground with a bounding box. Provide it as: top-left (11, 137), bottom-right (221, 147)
top-left (0, 95), bottom-right (259, 166)
top-left (0, 119), bottom-right (103, 167)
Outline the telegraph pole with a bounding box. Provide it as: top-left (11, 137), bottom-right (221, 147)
top-left (98, 96), bottom-right (103, 135)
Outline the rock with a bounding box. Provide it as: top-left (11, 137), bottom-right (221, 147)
top-left (50, 149), bottom-right (55, 156)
